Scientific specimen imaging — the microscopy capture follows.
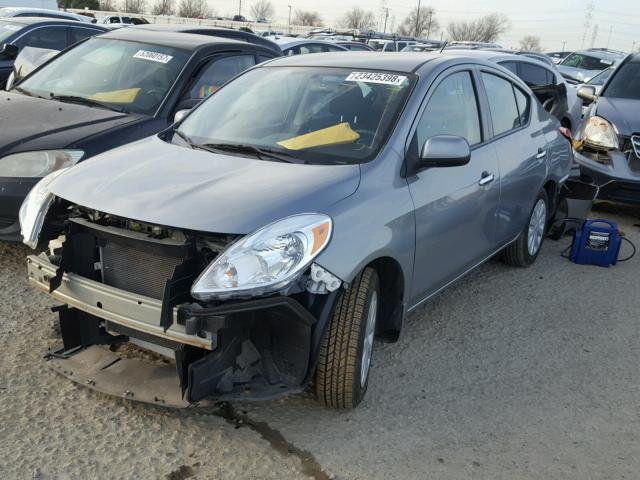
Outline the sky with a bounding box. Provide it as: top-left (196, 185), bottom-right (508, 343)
top-left (206, 0), bottom-right (640, 52)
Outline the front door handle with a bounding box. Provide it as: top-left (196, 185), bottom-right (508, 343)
top-left (479, 171), bottom-right (494, 186)
top-left (536, 148), bottom-right (547, 159)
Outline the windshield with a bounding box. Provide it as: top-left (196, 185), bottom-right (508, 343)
top-left (602, 62), bottom-right (640, 100)
top-left (561, 53), bottom-right (615, 71)
top-left (18, 38), bottom-right (189, 115)
top-left (0, 20), bottom-right (23, 42)
top-left (177, 67), bottom-right (414, 165)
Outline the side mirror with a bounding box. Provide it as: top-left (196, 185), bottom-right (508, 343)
top-left (577, 85), bottom-right (597, 104)
top-left (417, 135), bottom-right (471, 169)
top-left (0, 43), bottom-right (19, 60)
top-left (173, 109), bottom-right (190, 123)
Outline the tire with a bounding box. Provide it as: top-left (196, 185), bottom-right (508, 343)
top-left (502, 189), bottom-right (549, 267)
top-left (315, 267), bottom-right (379, 409)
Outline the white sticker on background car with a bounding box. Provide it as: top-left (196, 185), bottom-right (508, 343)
top-left (133, 50), bottom-right (173, 64)
top-left (345, 72), bottom-right (407, 86)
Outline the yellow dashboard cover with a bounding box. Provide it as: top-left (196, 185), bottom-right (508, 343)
top-left (89, 88), bottom-right (141, 104)
top-left (277, 122), bottom-right (360, 151)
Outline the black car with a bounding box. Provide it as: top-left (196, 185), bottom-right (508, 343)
top-left (0, 17), bottom-right (107, 86)
top-left (574, 53), bottom-right (640, 203)
top-left (0, 28), bottom-right (280, 241)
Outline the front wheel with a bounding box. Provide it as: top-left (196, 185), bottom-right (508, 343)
top-left (315, 267), bottom-right (379, 409)
top-left (501, 190), bottom-right (549, 267)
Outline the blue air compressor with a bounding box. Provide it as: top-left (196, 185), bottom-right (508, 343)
top-left (568, 219), bottom-right (633, 267)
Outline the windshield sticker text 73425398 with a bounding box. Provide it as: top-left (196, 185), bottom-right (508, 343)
top-left (345, 72), bottom-right (407, 86)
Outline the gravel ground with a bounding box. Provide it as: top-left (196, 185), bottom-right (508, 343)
top-left (1, 204), bottom-right (639, 480)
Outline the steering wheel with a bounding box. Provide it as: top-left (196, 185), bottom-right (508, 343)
top-left (542, 98), bottom-right (556, 112)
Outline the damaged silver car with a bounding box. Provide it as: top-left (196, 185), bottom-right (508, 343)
top-left (22, 53), bottom-right (571, 409)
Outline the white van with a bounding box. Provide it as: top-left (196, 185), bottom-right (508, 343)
top-left (0, 1), bottom-right (57, 9)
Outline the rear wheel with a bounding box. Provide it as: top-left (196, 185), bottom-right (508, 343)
top-left (315, 267), bottom-right (379, 409)
top-left (502, 190), bottom-right (549, 267)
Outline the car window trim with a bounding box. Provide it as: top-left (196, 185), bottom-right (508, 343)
top-left (477, 67), bottom-right (533, 142)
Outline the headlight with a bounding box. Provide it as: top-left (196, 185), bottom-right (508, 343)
top-left (19, 168), bottom-right (68, 248)
top-left (0, 150), bottom-right (83, 177)
top-left (191, 214), bottom-right (332, 300)
top-left (580, 116), bottom-right (618, 151)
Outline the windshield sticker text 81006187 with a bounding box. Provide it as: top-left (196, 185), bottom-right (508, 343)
top-left (133, 50), bottom-right (173, 64)
top-left (345, 72), bottom-right (407, 86)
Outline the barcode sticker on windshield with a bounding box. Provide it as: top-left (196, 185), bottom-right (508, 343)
top-left (346, 72), bottom-right (407, 86)
top-left (133, 50), bottom-right (173, 64)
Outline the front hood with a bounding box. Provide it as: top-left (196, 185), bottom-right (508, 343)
top-left (50, 136), bottom-right (361, 234)
top-left (0, 92), bottom-right (141, 155)
top-left (596, 97), bottom-right (640, 136)
top-left (558, 65), bottom-right (599, 82)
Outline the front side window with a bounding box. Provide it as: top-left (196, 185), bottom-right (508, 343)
top-left (602, 62), bottom-right (640, 100)
top-left (177, 67), bottom-right (414, 165)
top-left (481, 72), bottom-right (521, 136)
top-left (184, 54), bottom-right (256, 101)
top-left (416, 71), bottom-right (482, 147)
top-left (19, 38), bottom-right (189, 115)
top-left (15, 26), bottom-right (68, 50)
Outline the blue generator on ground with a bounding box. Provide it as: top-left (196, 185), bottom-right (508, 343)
top-left (569, 219), bottom-right (623, 267)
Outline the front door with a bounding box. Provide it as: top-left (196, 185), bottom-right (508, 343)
top-left (407, 69), bottom-right (501, 304)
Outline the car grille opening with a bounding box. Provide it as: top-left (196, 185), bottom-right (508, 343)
top-left (101, 240), bottom-right (184, 300)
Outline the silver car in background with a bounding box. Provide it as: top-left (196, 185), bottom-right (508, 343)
top-left (21, 52), bottom-right (571, 409)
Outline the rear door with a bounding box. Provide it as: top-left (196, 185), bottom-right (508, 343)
top-left (407, 67), bottom-right (501, 303)
top-left (479, 69), bottom-right (547, 244)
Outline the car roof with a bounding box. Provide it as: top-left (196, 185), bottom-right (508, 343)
top-left (263, 51), bottom-right (448, 72)
top-left (440, 49), bottom-right (553, 68)
top-left (97, 27), bottom-right (270, 51)
top-left (0, 16), bottom-right (86, 26)
top-left (132, 24), bottom-right (281, 53)
top-left (272, 37), bottom-right (347, 49)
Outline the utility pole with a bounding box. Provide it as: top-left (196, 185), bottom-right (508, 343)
top-left (238, 0), bottom-right (242, 17)
top-left (426, 10), bottom-right (432, 38)
top-left (415, 0), bottom-right (421, 37)
top-left (561, 40), bottom-right (566, 51)
top-left (383, 8), bottom-right (389, 33)
top-left (606, 25), bottom-right (612, 48)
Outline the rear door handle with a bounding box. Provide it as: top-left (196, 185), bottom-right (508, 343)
top-left (536, 148), bottom-right (547, 159)
top-left (479, 171), bottom-right (494, 186)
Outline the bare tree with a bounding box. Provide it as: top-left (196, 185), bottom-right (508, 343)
top-left (519, 35), bottom-right (542, 52)
top-left (399, 6), bottom-right (439, 38)
top-left (178, 0), bottom-right (209, 18)
top-left (293, 10), bottom-right (322, 27)
top-left (123, 0), bottom-right (146, 13)
top-left (151, 0), bottom-right (173, 15)
top-left (339, 7), bottom-right (376, 31)
top-left (446, 14), bottom-right (509, 43)
top-left (98, 0), bottom-right (116, 9)
top-left (251, 0), bottom-right (274, 21)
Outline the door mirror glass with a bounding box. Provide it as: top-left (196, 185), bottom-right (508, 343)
top-left (173, 109), bottom-right (190, 123)
top-left (577, 85), bottom-right (597, 104)
top-left (0, 43), bottom-right (18, 59)
top-left (419, 135), bottom-right (471, 168)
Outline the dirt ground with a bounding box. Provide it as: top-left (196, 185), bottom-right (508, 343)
top-left (1, 204), bottom-right (639, 480)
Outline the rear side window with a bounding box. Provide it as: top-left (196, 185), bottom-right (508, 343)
top-left (519, 62), bottom-right (552, 86)
top-left (481, 72), bottom-right (522, 136)
top-left (416, 71), bottom-right (482, 147)
top-left (186, 55), bottom-right (256, 100)
top-left (70, 27), bottom-right (101, 44)
top-left (15, 26), bottom-right (68, 50)
top-left (500, 61), bottom-right (518, 75)
top-left (513, 86), bottom-right (531, 126)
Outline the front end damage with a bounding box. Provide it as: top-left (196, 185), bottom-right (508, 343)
top-left (29, 208), bottom-right (342, 407)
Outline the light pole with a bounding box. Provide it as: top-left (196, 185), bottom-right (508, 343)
top-left (288, 5), bottom-right (292, 34)
top-left (383, 8), bottom-right (389, 34)
top-left (415, 0), bottom-right (421, 37)
top-left (238, 0), bottom-right (242, 17)
top-left (562, 40), bottom-right (566, 51)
